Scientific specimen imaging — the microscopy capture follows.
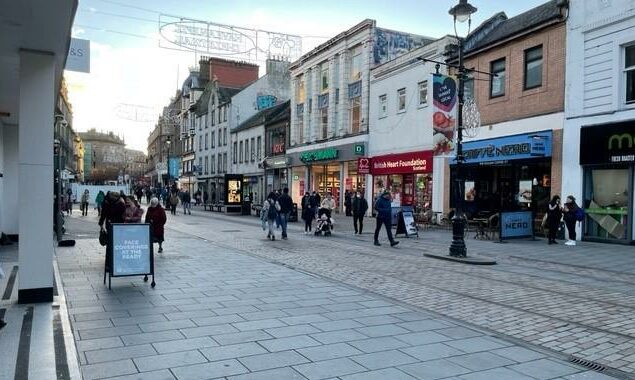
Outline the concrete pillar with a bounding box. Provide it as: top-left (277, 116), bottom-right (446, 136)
top-left (3, 124), bottom-right (19, 235)
top-left (18, 50), bottom-right (56, 303)
top-left (338, 52), bottom-right (349, 136)
top-left (328, 58), bottom-right (337, 139)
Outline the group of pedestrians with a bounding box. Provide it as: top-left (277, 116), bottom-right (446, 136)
top-left (261, 188), bottom-right (293, 240)
top-left (545, 194), bottom-right (583, 246)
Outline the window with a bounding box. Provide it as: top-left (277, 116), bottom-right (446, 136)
top-left (233, 142), bottom-right (237, 163)
top-left (198, 136), bottom-right (202, 151)
top-left (223, 106), bottom-right (227, 122)
top-left (257, 136), bottom-right (262, 160)
top-left (350, 97), bottom-right (361, 133)
top-left (211, 154), bottom-right (215, 173)
top-left (218, 107), bottom-right (222, 124)
top-left (321, 108), bottom-right (328, 139)
top-left (296, 76), bottom-right (305, 103)
top-left (490, 58), bottom-right (506, 97)
top-left (397, 88), bottom-right (406, 112)
top-left (524, 45), bottom-right (543, 90)
top-left (204, 114), bottom-right (208, 129)
top-left (418, 81), bottom-right (428, 106)
top-left (211, 131), bottom-right (215, 148)
top-left (250, 137), bottom-right (255, 162)
top-left (244, 139), bottom-right (249, 162)
top-left (218, 155), bottom-right (221, 174)
top-left (204, 133), bottom-right (208, 150)
top-left (321, 65), bottom-right (329, 92)
top-left (464, 71), bottom-right (474, 100)
top-left (218, 129), bottom-right (222, 146)
top-left (625, 45), bottom-right (635, 103)
top-left (239, 141), bottom-right (244, 163)
top-left (204, 156), bottom-right (208, 174)
top-left (350, 46), bottom-right (362, 81)
top-left (379, 95), bottom-right (387, 118)
top-left (211, 110), bottom-right (215, 126)
top-left (223, 153), bottom-right (227, 172)
top-left (198, 157), bottom-right (202, 173)
top-left (223, 128), bottom-right (227, 145)
top-left (297, 117), bottom-right (304, 144)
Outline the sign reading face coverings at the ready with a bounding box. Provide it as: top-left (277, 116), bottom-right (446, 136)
top-left (112, 224), bottom-right (151, 276)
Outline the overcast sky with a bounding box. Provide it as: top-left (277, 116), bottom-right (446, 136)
top-left (66, 0), bottom-right (550, 152)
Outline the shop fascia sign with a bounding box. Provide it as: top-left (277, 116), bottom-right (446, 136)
top-left (580, 123), bottom-right (635, 164)
top-left (607, 133), bottom-right (635, 162)
top-left (300, 148), bottom-right (338, 163)
top-left (458, 132), bottom-right (552, 165)
top-left (370, 151), bottom-right (432, 175)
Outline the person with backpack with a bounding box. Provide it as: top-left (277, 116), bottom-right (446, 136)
top-left (261, 192), bottom-right (280, 240)
top-left (563, 195), bottom-right (583, 246)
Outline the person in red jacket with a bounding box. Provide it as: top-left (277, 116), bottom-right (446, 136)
top-left (145, 197), bottom-right (167, 253)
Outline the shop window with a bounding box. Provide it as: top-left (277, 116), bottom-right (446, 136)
top-left (524, 45), bottom-right (543, 90)
top-left (418, 81), bottom-right (428, 106)
top-left (397, 88), bottom-right (406, 112)
top-left (379, 94), bottom-right (387, 118)
top-left (490, 58), bottom-right (506, 97)
top-left (350, 97), bottom-right (361, 133)
top-left (584, 168), bottom-right (631, 241)
top-left (321, 107), bottom-right (328, 139)
top-left (625, 44), bottom-right (635, 103)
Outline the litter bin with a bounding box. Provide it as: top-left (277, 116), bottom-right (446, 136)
top-left (242, 201), bottom-right (251, 215)
top-left (289, 203), bottom-right (298, 222)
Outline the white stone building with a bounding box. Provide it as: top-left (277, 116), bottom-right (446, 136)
top-left (562, 0), bottom-right (635, 244)
top-left (368, 36), bottom-right (453, 214)
top-left (286, 19), bottom-right (433, 209)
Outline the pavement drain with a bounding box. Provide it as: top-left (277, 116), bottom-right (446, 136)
top-left (569, 356), bottom-right (607, 372)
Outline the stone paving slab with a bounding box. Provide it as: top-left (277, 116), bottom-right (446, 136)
top-left (52, 213), bottom-right (626, 380)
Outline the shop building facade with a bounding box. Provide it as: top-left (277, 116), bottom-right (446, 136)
top-left (263, 101), bottom-right (291, 195)
top-left (441, 1), bottom-right (568, 227)
top-left (368, 37), bottom-right (453, 212)
top-left (288, 19), bottom-right (433, 208)
top-left (562, 0), bottom-right (635, 244)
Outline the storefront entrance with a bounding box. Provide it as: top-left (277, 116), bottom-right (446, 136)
top-left (312, 163), bottom-right (341, 203)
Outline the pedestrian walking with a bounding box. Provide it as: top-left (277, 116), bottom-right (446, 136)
top-left (261, 192), bottom-right (280, 240)
top-left (169, 191), bottom-right (179, 215)
top-left (277, 188), bottom-right (293, 239)
top-left (546, 195), bottom-right (562, 245)
top-left (66, 188), bottom-right (73, 215)
top-left (203, 191), bottom-right (209, 205)
top-left (344, 190), bottom-right (352, 216)
top-left (320, 193), bottom-right (336, 214)
top-left (301, 192), bottom-right (312, 234)
top-left (124, 197), bottom-right (144, 223)
top-left (563, 195), bottom-right (580, 246)
top-left (182, 191), bottom-right (192, 215)
top-left (80, 189), bottom-right (90, 216)
top-left (95, 190), bottom-right (105, 216)
top-left (374, 190), bottom-right (399, 247)
top-left (135, 187), bottom-right (144, 203)
top-left (145, 197), bottom-right (167, 253)
top-left (352, 191), bottom-right (368, 234)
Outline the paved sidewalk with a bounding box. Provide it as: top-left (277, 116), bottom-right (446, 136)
top-left (54, 213), bottom-right (617, 380)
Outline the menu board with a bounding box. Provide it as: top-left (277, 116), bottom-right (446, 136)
top-left (112, 224), bottom-right (151, 276)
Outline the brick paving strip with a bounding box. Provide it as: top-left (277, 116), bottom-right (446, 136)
top-left (55, 214), bottom-right (627, 379)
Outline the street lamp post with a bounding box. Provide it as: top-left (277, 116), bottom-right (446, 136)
top-left (448, 0), bottom-right (477, 258)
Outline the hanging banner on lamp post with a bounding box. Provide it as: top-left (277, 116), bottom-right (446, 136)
top-left (431, 74), bottom-right (457, 156)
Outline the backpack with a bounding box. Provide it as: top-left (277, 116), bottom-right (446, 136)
top-left (267, 200), bottom-right (277, 219)
top-left (575, 207), bottom-right (585, 222)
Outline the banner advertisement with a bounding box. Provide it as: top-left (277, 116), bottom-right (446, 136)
top-left (432, 74), bottom-right (458, 156)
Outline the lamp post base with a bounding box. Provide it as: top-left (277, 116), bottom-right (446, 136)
top-left (449, 215), bottom-right (467, 257)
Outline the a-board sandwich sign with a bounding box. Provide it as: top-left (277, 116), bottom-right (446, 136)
top-left (499, 211), bottom-right (533, 240)
top-left (111, 223), bottom-right (152, 277)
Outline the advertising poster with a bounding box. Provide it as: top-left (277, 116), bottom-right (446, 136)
top-left (464, 181), bottom-right (475, 202)
top-left (432, 74), bottom-right (457, 156)
top-left (518, 180), bottom-right (533, 204)
top-left (226, 179), bottom-right (242, 204)
top-left (112, 224), bottom-right (151, 276)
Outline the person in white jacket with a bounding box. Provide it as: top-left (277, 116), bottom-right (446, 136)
top-left (320, 193), bottom-right (336, 212)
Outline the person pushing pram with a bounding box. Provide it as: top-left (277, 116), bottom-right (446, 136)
top-left (315, 193), bottom-right (336, 236)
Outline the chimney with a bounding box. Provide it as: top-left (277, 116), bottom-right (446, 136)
top-left (266, 56), bottom-right (290, 76)
top-left (199, 56), bottom-right (210, 81)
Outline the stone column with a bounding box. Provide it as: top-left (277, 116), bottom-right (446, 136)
top-left (360, 41), bottom-right (371, 133)
top-left (18, 50), bottom-right (56, 303)
top-left (303, 69), bottom-right (311, 144)
top-left (328, 57), bottom-right (337, 138)
top-left (311, 66), bottom-right (321, 141)
top-left (338, 51), bottom-right (349, 136)
top-left (290, 77), bottom-right (298, 145)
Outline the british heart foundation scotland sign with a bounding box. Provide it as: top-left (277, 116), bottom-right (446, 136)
top-left (432, 74), bottom-right (457, 156)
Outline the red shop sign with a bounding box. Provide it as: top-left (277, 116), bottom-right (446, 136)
top-left (357, 157), bottom-right (370, 175)
top-left (370, 151), bottom-right (433, 175)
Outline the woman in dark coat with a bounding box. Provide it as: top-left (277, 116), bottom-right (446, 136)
top-left (301, 192), bottom-right (312, 233)
top-left (562, 195), bottom-right (579, 246)
top-left (145, 197), bottom-right (167, 253)
top-left (546, 195), bottom-right (562, 245)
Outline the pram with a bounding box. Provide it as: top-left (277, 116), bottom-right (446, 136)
top-left (314, 208), bottom-right (334, 236)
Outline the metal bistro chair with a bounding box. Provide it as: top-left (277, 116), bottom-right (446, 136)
top-left (485, 213), bottom-right (500, 240)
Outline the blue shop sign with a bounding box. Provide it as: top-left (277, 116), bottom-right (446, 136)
top-left (500, 211), bottom-right (533, 239)
top-left (456, 131), bottom-right (552, 165)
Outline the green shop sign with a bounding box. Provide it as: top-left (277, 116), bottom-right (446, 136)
top-left (300, 148), bottom-right (338, 163)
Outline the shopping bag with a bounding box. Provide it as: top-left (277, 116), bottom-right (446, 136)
top-left (99, 229), bottom-right (108, 246)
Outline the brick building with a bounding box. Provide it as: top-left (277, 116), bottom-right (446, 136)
top-left (441, 0), bottom-right (568, 230)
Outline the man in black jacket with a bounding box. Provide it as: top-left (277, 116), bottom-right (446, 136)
top-left (277, 187), bottom-right (294, 240)
top-left (352, 191), bottom-right (368, 234)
